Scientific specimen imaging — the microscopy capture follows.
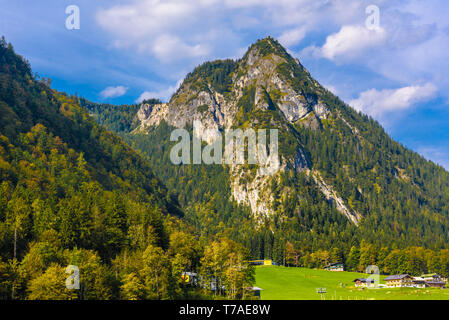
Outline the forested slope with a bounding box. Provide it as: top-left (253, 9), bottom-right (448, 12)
top-left (0, 37), bottom-right (254, 300)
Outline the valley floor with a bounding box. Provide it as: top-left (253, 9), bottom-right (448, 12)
top-left (255, 266), bottom-right (449, 300)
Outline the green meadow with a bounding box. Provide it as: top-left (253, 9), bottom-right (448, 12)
top-left (255, 266), bottom-right (449, 300)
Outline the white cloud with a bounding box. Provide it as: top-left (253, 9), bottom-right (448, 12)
top-left (298, 3), bottom-right (448, 99)
top-left (95, 0), bottom-right (449, 105)
top-left (100, 86), bottom-right (128, 99)
top-left (97, 0), bottom-right (210, 62)
top-left (95, 0), bottom-right (365, 63)
top-left (349, 83), bottom-right (438, 117)
top-left (320, 25), bottom-right (387, 60)
top-left (136, 79), bottom-right (183, 103)
top-left (278, 27), bottom-right (307, 48)
top-left (151, 34), bottom-right (210, 62)
top-left (97, 0), bottom-right (195, 39)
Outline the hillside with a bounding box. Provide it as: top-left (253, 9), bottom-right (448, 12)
top-left (0, 38), bottom-right (256, 300)
top-left (0, 37), bottom-right (183, 257)
top-left (85, 37), bottom-right (449, 273)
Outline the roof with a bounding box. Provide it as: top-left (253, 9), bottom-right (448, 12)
top-left (420, 273), bottom-right (442, 278)
top-left (249, 286), bottom-right (263, 291)
top-left (328, 262), bottom-right (343, 266)
top-left (353, 278), bottom-right (374, 283)
top-left (325, 262), bottom-right (343, 267)
top-left (426, 281), bottom-right (445, 285)
top-left (384, 274), bottom-right (411, 281)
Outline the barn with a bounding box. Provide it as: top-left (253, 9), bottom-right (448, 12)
top-left (384, 274), bottom-right (414, 287)
top-left (353, 278), bottom-right (375, 288)
top-left (324, 262), bottom-right (344, 271)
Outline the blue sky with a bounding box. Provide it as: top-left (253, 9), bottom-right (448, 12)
top-left (1, 0), bottom-right (449, 168)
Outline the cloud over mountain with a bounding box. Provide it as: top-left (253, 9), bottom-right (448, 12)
top-left (350, 83), bottom-right (438, 118)
top-left (100, 86), bottom-right (128, 99)
top-left (320, 25), bottom-right (387, 60)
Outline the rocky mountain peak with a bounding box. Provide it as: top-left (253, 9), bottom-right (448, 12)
top-left (134, 37), bottom-right (355, 221)
top-left (232, 38), bottom-right (330, 125)
top-left (137, 37), bottom-right (331, 135)
top-left (242, 36), bottom-right (289, 63)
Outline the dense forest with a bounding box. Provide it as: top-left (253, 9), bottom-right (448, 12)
top-left (0, 37), bottom-right (255, 300)
top-left (85, 115), bottom-right (449, 278)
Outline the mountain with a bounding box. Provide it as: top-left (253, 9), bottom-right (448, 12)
top-left (7, 32), bottom-right (449, 299)
top-left (86, 37), bottom-right (449, 262)
top-left (135, 37), bottom-right (358, 222)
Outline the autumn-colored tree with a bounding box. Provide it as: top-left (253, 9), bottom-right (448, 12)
top-left (27, 264), bottom-right (78, 300)
top-left (141, 244), bottom-right (176, 299)
top-left (171, 253), bottom-right (190, 297)
top-left (168, 231), bottom-right (201, 271)
top-left (358, 241), bottom-right (377, 272)
top-left (285, 241), bottom-right (299, 267)
top-left (0, 257), bottom-right (11, 299)
top-left (64, 248), bottom-right (112, 300)
top-left (120, 273), bottom-right (146, 300)
top-left (200, 238), bottom-right (254, 299)
top-left (346, 246), bottom-right (360, 271)
top-left (6, 194), bottom-right (30, 260)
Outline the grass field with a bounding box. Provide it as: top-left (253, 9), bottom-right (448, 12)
top-left (255, 266), bottom-right (449, 300)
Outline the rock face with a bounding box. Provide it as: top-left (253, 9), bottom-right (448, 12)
top-left (136, 38), bottom-right (329, 132)
top-left (137, 103), bottom-right (168, 128)
top-left (311, 170), bottom-right (361, 225)
top-left (135, 36), bottom-right (360, 224)
top-left (230, 165), bottom-right (273, 220)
